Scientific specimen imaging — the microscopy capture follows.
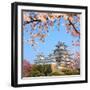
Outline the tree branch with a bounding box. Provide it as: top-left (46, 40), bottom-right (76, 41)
top-left (68, 18), bottom-right (80, 34)
top-left (23, 19), bottom-right (41, 25)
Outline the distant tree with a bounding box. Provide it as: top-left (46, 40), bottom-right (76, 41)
top-left (61, 68), bottom-right (80, 75)
top-left (43, 64), bottom-right (52, 76)
top-left (50, 71), bottom-right (65, 76)
top-left (23, 60), bottom-right (32, 77)
top-left (74, 52), bottom-right (80, 69)
top-left (30, 64), bottom-right (52, 77)
top-left (64, 52), bottom-right (80, 70)
top-left (30, 65), bottom-right (43, 77)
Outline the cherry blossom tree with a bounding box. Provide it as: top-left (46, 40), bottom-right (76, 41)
top-left (23, 11), bottom-right (80, 48)
top-left (72, 40), bottom-right (80, 46)
top-left (23, 60), bottom-right (32, 77)
top-left (74, 52), bottom-right (80, 69)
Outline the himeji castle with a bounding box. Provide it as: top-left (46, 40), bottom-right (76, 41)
top-left (34, 53), bottom-right (56, 65)
top-left (34, 42), bottom-right (73, 70)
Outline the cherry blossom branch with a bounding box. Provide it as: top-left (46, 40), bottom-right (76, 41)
top-left (68, 18), bottom-right (80, 35)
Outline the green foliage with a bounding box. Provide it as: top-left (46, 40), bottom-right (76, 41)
top-left (27, 64), bottom-right (80, 77)
top-left (30, 70), bottom-right (41, 77)
top-left (50, 71), bottom-right (64, 76)
top-left (30, 64), bottom-right (52, 77)
top-left (61, 68), bottom-right (80, 75)
top-left (43, 64), bottom-right (52, 76)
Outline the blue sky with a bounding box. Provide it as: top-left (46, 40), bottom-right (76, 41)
top-left (23, 12), bottom-right (80, 64)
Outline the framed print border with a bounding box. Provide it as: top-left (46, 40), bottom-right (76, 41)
top-left (11, 2), bottom-right (88, 87)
